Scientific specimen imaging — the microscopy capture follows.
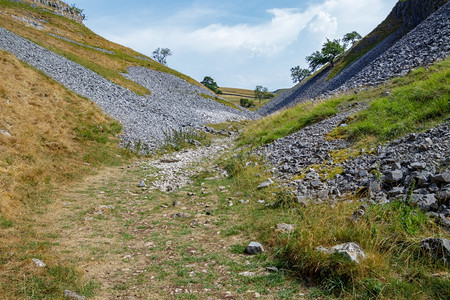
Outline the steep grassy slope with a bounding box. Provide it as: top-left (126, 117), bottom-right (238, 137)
top-left (0, 49), bottom-right (129, 215)
top-left (0, 48), bottom-right (135, 298)
top-left (240, 57), bottom-right (450, 149)
top-left (0, 0), bottom-right (203, 95)
top-left (258, 0), bottom-right (449, 116)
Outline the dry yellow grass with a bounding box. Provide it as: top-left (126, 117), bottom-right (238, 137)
top-left (0, 50), bottom-right (124, 216)
top-left (220, 87), bottom-right (255, 98)
top-left (219, 87), bottom-right (273, 110)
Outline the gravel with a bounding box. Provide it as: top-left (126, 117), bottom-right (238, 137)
top-left (263, 119), bottom-right (450, 227)
top-left (140, 136), bottom-right (234, 192)
top-left (0, 26), bottom-right (254, 151)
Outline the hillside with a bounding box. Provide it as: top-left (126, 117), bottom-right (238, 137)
top-left (0, 0), bottom-right (254, 152)
top-left (258, 0), bottom-right (450, 115)
top-left (0, 0), bottom-right (449, 299)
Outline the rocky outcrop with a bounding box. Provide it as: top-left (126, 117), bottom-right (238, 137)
top-left (390, 0), bottom-right (448, 35)
top-left (28, 0), bottom-right (85, 23)
top-left (258, 0), bottom-right (449, 116)
top-left (335, 1), bottom-right (450, 91)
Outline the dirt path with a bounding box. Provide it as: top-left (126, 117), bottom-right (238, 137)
top-left (44, 138), bottom-right (302, 299)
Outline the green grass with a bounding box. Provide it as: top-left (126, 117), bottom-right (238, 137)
top-left (0, 216), bottom-right (13, 228)
top-left (18, 265), bottom-right (98, 299)
top-left (158, 127), bottom-right (212, 153)
top-left (212, 145), bottom-right (449, 299)
top-left (240, 57), bottom-right (450, 151)
top-left (270, 200), bottom-right (448, 299)
top-left (218, 57), bottom-right (450, 296)
top-left (237, 96), bottom-right (351, 147)
top-left (331, 59), bottom-right (450, 146)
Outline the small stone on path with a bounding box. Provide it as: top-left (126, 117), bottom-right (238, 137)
top-left (64, 290), bottom-right (85, 300)
top-left (32, 258), bottom-right (46, 268)
top-left (137, 180), bottom-right (146, 187)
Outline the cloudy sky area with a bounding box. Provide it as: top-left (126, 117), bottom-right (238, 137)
top-left (71, 0), bottom-right (397, 90)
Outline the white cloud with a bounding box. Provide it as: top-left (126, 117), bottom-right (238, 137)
top-left (99, 0), bottom-right (397, 89)
top-left (111, 8), bottom-right (313, 57)
top-left (308, 10), bottom-right (338, 36)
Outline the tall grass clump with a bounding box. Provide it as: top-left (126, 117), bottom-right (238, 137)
top-left (270, 200), bottom-right (447, 299)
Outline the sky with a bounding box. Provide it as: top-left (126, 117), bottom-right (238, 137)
top-left (70, 0), bottom-right (397, 90)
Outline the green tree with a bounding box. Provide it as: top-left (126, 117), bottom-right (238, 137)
top-left (201, 76), bottom-right (222, 94)
top-left (306, 50), bottom-right (327, 72)
top-left (306, 38), bottom-right (346, 70)
top-left (321, 38), bottom-right (346, 67)
top-left (254, 85), bottom-right (269, 104)
top-left (343, 31), bottom-right (362, 46)
top-left (152, 48), bottom-right (172, 66)
top-left (290, 66), bottom-right (311, 84)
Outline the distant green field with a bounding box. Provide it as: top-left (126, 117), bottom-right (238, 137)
top-left (220, 87), bottom-right (276, 111)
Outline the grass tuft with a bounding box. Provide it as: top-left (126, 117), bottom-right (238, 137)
top-left (159, 127), bottom-right (211, 153)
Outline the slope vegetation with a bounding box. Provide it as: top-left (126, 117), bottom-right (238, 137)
top-left (0, 49), bottom-right (128, 215)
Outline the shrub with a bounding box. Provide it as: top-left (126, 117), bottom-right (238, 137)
top-left (239, 98), bottom-right (254, 108)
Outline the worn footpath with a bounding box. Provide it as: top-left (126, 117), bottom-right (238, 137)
top-left (43, 137), bottom-right (304, 299)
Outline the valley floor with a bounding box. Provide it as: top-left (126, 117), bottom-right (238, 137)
top-left (33, 137), bottom-right (305, 299)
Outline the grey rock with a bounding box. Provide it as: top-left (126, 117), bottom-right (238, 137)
top-left (266, 266), bottom-right (279, 273)
top-left (32, 258), bottom-right (46, 268)
top-left (0, 129), bottom-right (11, 136)
top-left (172, 212), bottom-right (191, 218)
top-left (258, 2), bottom-right (450, 115)
top-left (317, 242), bottom-right (366, 263)
top-left (385, 170), bottom-right (403, 183)
top-left (137, 180), bottom-right (146, 188)
top-left (414, 171), bottom-right (432, 187)
top-left (257, 178), bottom-right (274, 189)
top-left (245, 241), bottom-right (264, 255)
top-left (276, 223), bottom-right (295, 233)
top-left (369, 180), bottom-right (382, 194)
top-left (420, 238), bottom-right (450, 264)
top-left (0, 27), bottom-right (255, 154)
top-left (416, 194), bottom-right (438, 212)
top-left (64, 290), bottom-right (86, 300)
top-left (432, 172), bottom-right (450, 183)
top-left (436, 189), bottom-right (450, 203)
top-left (388, 187), bottom-right (405, 197)
top-left (410, 162), bottom-right (426, 170)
